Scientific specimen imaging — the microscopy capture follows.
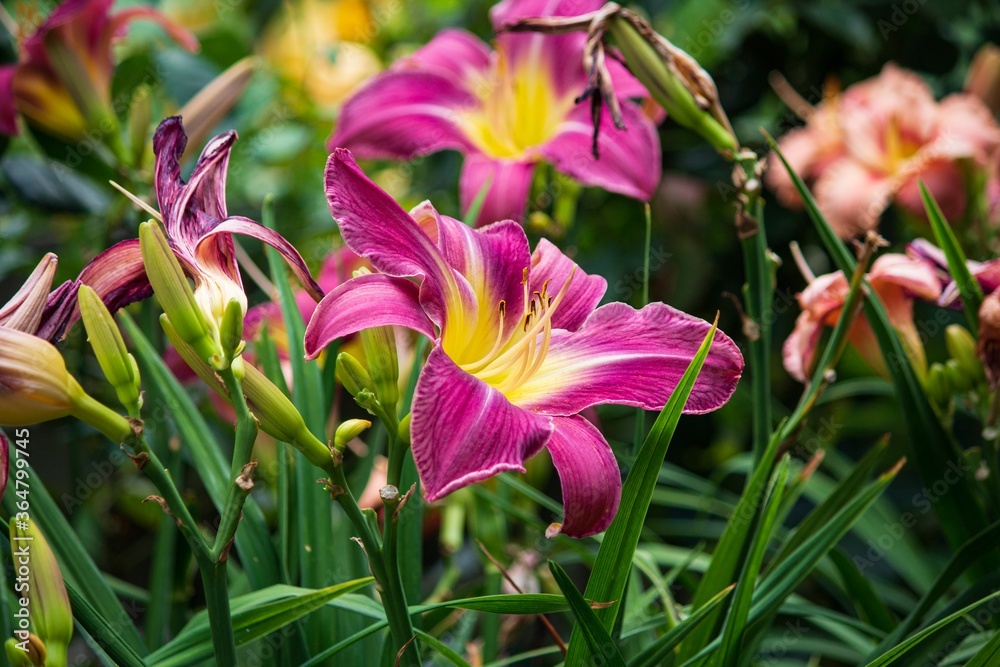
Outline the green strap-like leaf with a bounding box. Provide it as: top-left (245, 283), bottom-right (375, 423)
top-left (549, 561), bottom-right (626, 667)
top-left (563, 320), bottom-right (720, 665)
top-left (65, 580), bottom-right (146, 667)
top-left (630, 586), bottom-right (735, 667)
top-left (146, 578), bottom-right (374, 666)
top-left (920, 181), bottom-right (983, 329)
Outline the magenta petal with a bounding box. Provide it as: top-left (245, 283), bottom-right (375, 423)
top-left (411, 347), bottom-right (553, 502)
top-left (509, 302), bottom-right (744, 415)
top-left (459, 154), bottom-right (535, 226)
top-left (304, 274), bottom-right (435, 359)
top-left (0, 66), bottom-right (17, 136)
top-left (200, 216), bottom-right (323, 302)
top-left (330, 70), bottom-right (475, 158)
top-left (399, 29), bottom-right (491, 84)
top-left (529, 238), bottom-right (606, 332)
top-left (37, 279), bottom-right (82, 342)
top-left (545, 415), bottom-right (621, 538)
top-left (153, 117), bottom-right (236, 247)
top-left (70, 238), bottom-right (151, 335)
top-left (490, 0), bottom-right (599, 97)
top-left (0, 431), bottom-right (8, 499)
top-left (542, 101), bottom-right (661, 201)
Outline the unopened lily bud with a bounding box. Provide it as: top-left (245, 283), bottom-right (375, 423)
top-left (966, 43), bottom-right (1000, 116)
top-left (9, 519), bottom-right (73, 667)
top-left (336, 352), bottom-right (376, 399)
top-left (177, 57), bottom-right (256, 160)
top-left (0, 328), bottom-right (131, 442)
top-left (220, 298), bottom-right (246, 364)
top-left (944, 359), bottom-right (972, 393)
top-left (945, 324), bottom-right (985, 383)
top-left (978, 290), bottom-right (1000, 390)
top-left (334, 419), bottom-right (371, 451)
top-left (397, 413), bottom-right (411, 444)
top-left (360, 325), bottom-right (399, 416)
top-left (0, 253), bottom-right (57, 334)
top-left (139, 221), bottom-right (222, 366)
top-left (607, 16), bottom-right (737, 154)
top-left (78, 285), bottom-right (142, 414)
top-left (4, 637), bottom-right (41, 666)
top-left (160, 314), bottom-right (331, 467)
top-left (927, 363), bottom-right (951, 407)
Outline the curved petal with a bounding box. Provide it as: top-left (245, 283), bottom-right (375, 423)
top-left (895, 159), bottom-right (966, 224)
top-left (411, 346), bottom-right (553, 502)
top-left (153, 117), bottom-right (236, 246)
top-left (326, 149), bottom-right (469, 329)
top-left (869, 254), bottom-right (941, 302)
top-left (0, 253), bottom-right (58, 333)
top-left (0, 66), bottom-right (17, 136)
top-left (200, 216), bottom-right (323, 302)
top-left (490, 0), bottom-right (600, 97)
top-left (459, 154), bottom-right (535, 226)
top-left (541, 101), bottom-right (661, 201)
top-left (529, 238), bottom-right (606, 332)
top-left (813, 159), bottom-right (894, 238)
top-left (70, 238), bottom-right (151, 335)
top-left (782, 311), bottom-right (827, 383)
top-left (397, 29), bottom-right (491, 85)
top-left (545, 415), bottom-right (620, 538)
top-left (37, 279), bottom-right (82, 342)
top-left (330, 70), bottom-right (476, 158)
top-left (106, 6), bottom-right (199, 53)
top-left (304, 274), bottom-right (435, 359)
top-left (507, 302), bottom-right (744, 415)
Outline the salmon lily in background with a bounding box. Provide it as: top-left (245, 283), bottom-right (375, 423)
top-left (305, 150), bottom-right (743, 538)
top-left (783, 253), bottom-right (941, 383)
top-left (768, 64), bottom-right (1000, 238)
top-left (0, 0), bottom-right (198, 140)
top-left (76, 117), bottom-right (323, 336)
top-left (330, 0), bottom-right (661, 226)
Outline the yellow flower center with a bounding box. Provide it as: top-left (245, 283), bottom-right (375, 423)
top-left (883, 115), bottom-right (922, 174)
top-left (456, 268), bottom-right (574, 396)
top-left (459, 51), bottom-right (575, 160)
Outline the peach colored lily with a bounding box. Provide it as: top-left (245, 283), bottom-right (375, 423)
top-left (769, 64), bottom-right (1000, 238)
top-left (784, 253), bottom-right (941, 382)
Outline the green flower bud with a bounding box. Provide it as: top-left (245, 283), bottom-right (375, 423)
top-left (397, 413), bottom-right (411, 445)
top-left (944, 358), bottom-right (973, 393)
top-left (927, 362), bottom-right (951, 407)
top-left (0, 328), bottom-right (131, 442)
top-left (4, 637), bottom-right (41, 667)
top-left (945, 324), bottom-right (985, 383)
top-left (606, 16), bottom-right (737, 154)
top-left (78, 285), bottom-right (142, 414)
top-left (219, 297), bottom-right (246, 365)
top-left (139, 221), bottom-right (222, 367)
top-left (9, 519), bottom-right (72, 667)
top-left (334, 419), bottom-right (371, 450)
top-left (336, 352), bottom-right (376, 399)
top-left (162, 315), bottom-right (332, 468)
top-left (360, 325), bottom-right (399, 416)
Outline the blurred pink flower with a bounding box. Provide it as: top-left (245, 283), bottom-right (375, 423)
top-left (768, 64), bottom-right (1000, 238)
top-left (0, 0), bottom-right (198, 139)
top-left (330, 0), bottom-right (660, 226)
top-left (783, 253), bottom-right (941, 382)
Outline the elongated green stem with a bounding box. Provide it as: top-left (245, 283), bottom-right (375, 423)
top-left (739, 190), bottom-right (772, 466)
top-left (382, 434), bottom-right (419, 666)
top-left (324, 460), bottom-right (419, 666)
top-left (129, 429), bottom-right (237, 663)
top-left (213, 367), bottom-right (259, 562)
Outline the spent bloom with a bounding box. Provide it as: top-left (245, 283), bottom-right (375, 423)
top-left (783, 253), bottom-right (941, 383)
top-left (768, 64), bottom-right (1000, 238)
top-left (0, 254), bottom-right (131, 441)
top-left (77, 117), bottom-right (323, 346)
top-left (0, 0), bottom-right (198, 140)
top-left (305, 150), bottom-right (743, 538)
top-left (331, 0), bottom-right (661, 226)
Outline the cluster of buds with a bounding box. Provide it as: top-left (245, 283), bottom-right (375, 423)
top-left (927, 325), bottom-right (988, 407)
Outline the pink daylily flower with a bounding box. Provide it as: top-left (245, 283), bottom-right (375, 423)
top-left (0, 0), bottom-right (198, 139)
top-left (908, 238), bottom-right (1000, 308)
top-left (305, 150), bottom-right (743, 538)
top-left (768, 64), bottom-right (1000, 238)
top-left (783, 253), bottom-right (941, 382)
top-left (75, 117), bottom-right (322, 329)
top-left (330, 0), bottom-right (661, 226)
